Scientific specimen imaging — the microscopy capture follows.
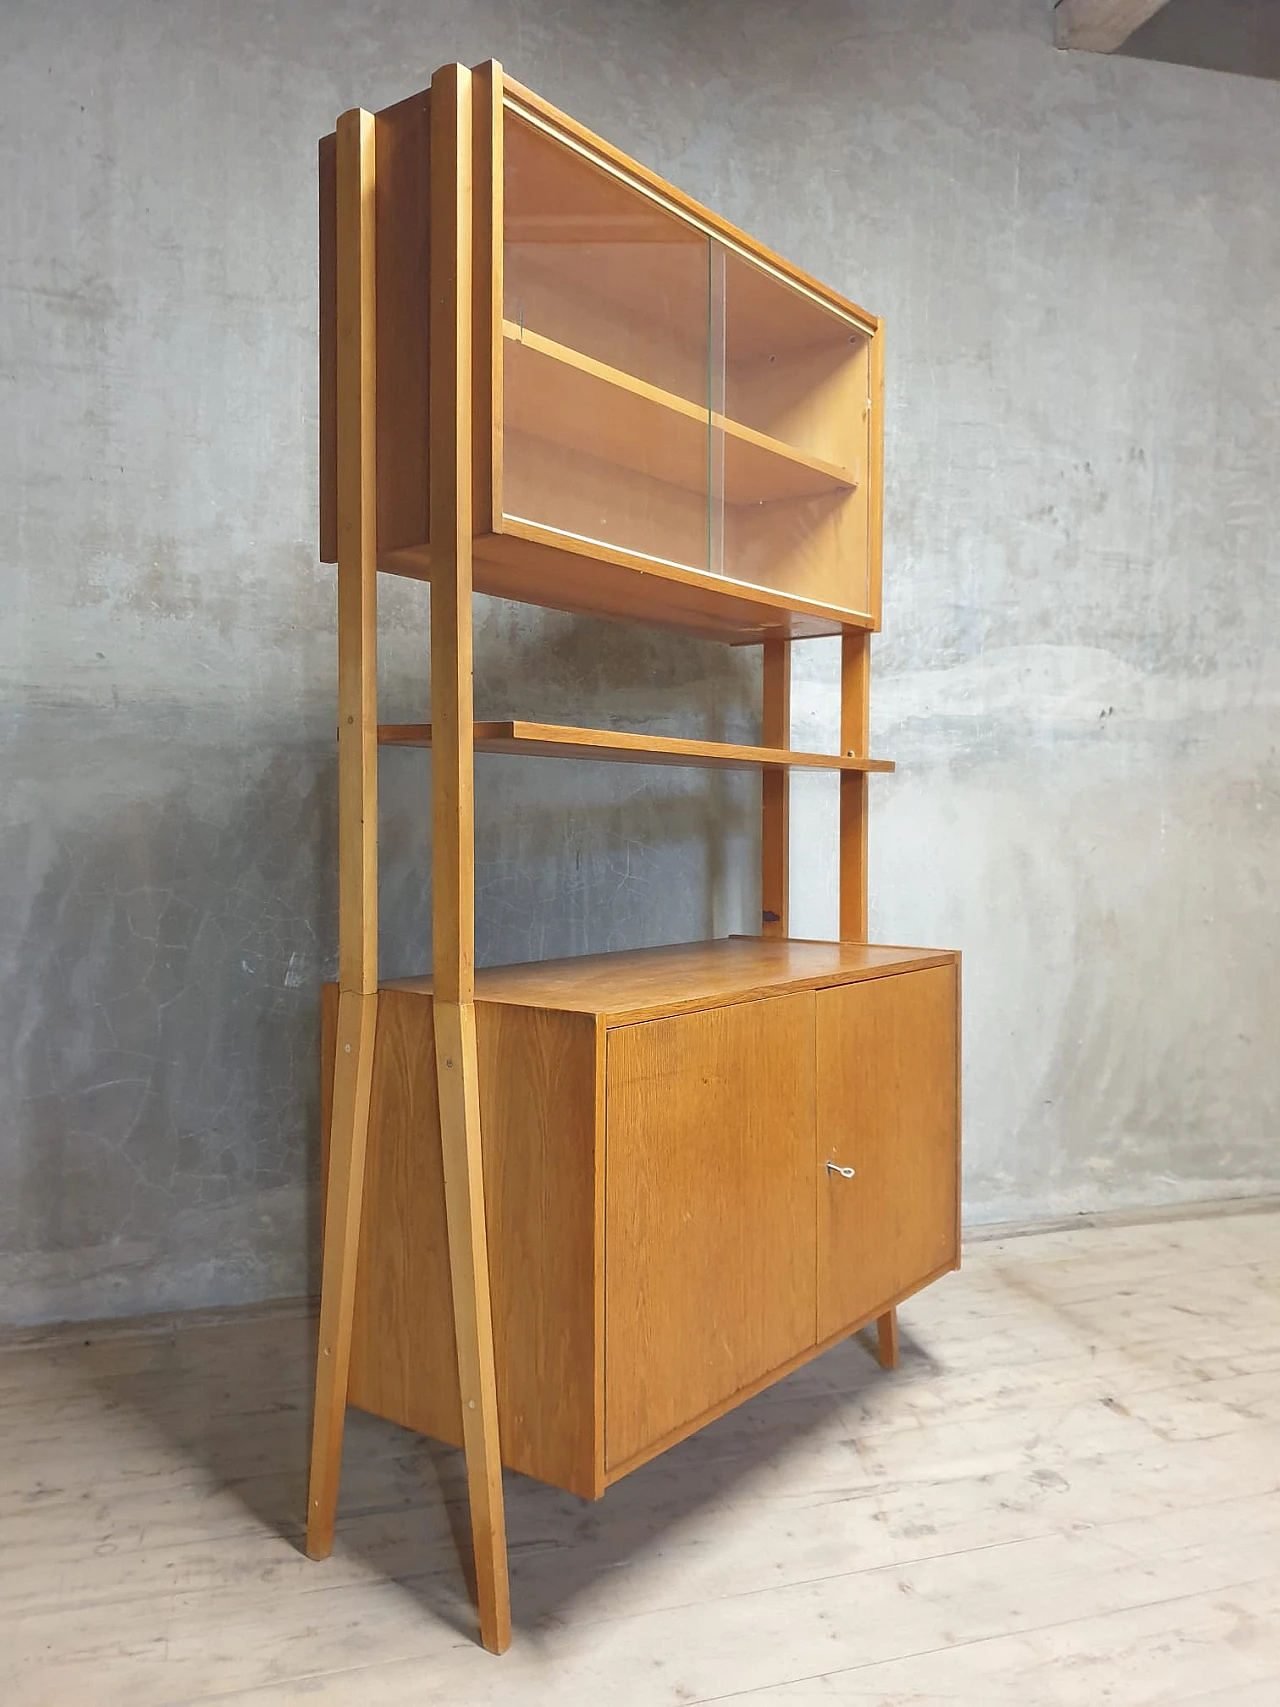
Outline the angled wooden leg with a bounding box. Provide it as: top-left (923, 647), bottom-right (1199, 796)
top-left (434, 998), bottom-right (511, 1654)
top-left (306, 988), bottom-right (378, 1558)
top-left (427, 62), bottom-right (510, 1654)
top-left (876, 1306), bottom-right (900, 1370)
top-left (310, 100), bottom-right (380, 1564)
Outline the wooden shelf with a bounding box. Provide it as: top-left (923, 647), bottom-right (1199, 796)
top-left (503, 323), bottom-right (858, 504)
top-left (379, 719), bottom-right (894, 773)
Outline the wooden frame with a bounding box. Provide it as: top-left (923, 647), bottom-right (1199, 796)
top-left (310, 73), bottom-right (513, 1656)
top-left (310, 59), bottom-right (957, 1656)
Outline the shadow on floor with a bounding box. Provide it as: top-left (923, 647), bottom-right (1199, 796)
top-left (85, 1305), bottom-right (931, 1641)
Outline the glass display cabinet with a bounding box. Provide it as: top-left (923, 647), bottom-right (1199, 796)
top-left (311, 62), bottom-right (959, 1656)
top-left (322, 68), bottom-right (883, 642)
top-left (500, 106), bottom-right (875, 621)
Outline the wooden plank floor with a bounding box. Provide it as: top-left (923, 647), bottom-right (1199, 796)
top-left (4, 1208), bottom-right (1280, 1705)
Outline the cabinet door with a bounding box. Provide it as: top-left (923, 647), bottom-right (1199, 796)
top-left (605, 993), bottom-right (816, 1472)
top-left (817, 966), bottom-right (958, 1342)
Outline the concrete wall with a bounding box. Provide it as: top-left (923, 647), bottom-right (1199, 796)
top-left (3, 0), bottom-right (1278, 1325)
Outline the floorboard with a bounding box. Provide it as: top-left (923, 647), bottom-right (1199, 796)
top-left (3, 1209), bottom-right (1279, 1706)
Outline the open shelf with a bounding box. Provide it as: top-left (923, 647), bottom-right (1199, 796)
top-left (503, 323), bottom-right (858, 504)
top-left (379, 719), bottom-right (894, 773)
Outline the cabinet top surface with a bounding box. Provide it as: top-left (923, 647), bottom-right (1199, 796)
top-left (385, 937), bottom-right (956, 1024)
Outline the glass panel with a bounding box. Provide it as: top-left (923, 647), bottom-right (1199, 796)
top-left (711, 242), bottom-right (872, 614)
top-left (502, 111), bottom-right (711, 572)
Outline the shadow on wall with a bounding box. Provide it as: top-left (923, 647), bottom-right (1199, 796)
top-left (0, 714), bottom-right (335, 1322)
top-left (382, 756), bottom-right (757, 977)
top-left (0, 622), bottom-right (758, 1324)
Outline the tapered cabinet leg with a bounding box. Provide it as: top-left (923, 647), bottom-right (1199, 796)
top-left (876, 1306), bottom-right (900, 1370)
top-left (434, 998), bottom-right (512, 1654)
top-left (306, 988), bottom-right (378, 1560)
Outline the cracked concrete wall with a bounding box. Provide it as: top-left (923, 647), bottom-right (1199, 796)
top-left (3, 0), bottom-right (1278, 1325)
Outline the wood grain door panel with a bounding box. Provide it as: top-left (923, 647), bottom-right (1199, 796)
top-left (605, 993), bottom-right (817, 1470)
top-left (817, 966), bottom-right (958, 1341)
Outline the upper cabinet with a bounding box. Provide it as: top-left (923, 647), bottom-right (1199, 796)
top-left (321, 66), bottom-right (884, 643)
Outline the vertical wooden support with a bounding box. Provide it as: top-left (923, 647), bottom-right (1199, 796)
top-left (429, 61), bottom-right (512, 1656)
top-left (867, 321), bottom-right (893, 1366)
top-left (840, 320), bottom-right (883, 944)
top-left (761, 637), bottom-right (791, 937)
top-left (838, 629), bottom-right (871, 943)
top-left (307, 106), bottom-right (380, 1561)
top-left (335, 110), bottom-right (380, 1002)
top-left (471, 59), bottom-right (501, 536)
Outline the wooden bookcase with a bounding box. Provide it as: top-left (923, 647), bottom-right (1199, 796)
top-left (309, 62), bottom-right (961, 1655)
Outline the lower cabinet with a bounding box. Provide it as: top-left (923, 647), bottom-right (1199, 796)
top-left (329, 946), bottom-right (960, 1501)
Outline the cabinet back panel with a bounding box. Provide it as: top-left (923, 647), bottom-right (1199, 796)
top-left (724, 485), bottom-right (869, 615)
top-left (604, 993), bottom-right (817, 1470)
top-left (816, 966), bottom-right (959, 1340)
top-left (504, 243), bottom-right (708, 409)
top-left (725, 339), bottom-right (867, 470)
top-left (502, 420), bottom-right (709, 574)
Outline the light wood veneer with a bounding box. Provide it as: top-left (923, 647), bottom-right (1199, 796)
top-left (326, 939), bottom-right (960, 1500)
top-left (313, 58), bottom-right (958, 1651)
top-left (320, 66), bottom-right (886, 643)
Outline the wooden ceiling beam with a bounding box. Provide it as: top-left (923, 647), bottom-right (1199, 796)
top-left (1053, 0), bottom-right (1174, 53)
